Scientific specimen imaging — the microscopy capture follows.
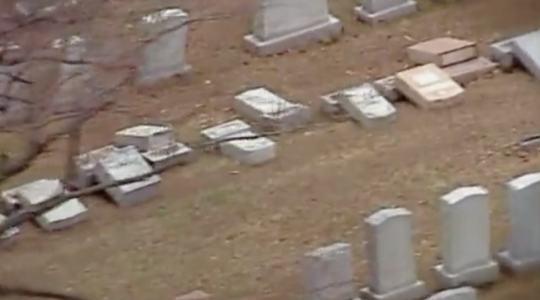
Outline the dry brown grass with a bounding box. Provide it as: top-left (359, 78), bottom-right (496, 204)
top-left (2, 0), bottom-right (540, 300)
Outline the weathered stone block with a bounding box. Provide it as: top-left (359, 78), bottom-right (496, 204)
top-left (219, 131), bottom-right (276, 165)
top-left (142, 142), bottom-right (196, 170)
top-left (74, 145), bottom-right (119, 189)
top-left (355, 0), bottom-right (417, 25)
top-left (115, 124), bottom-right (175, 151)
top-left (200, 119), bottom-right (252, 142)
top-left (441, 57), bottom-right (498, 85)
top-left (406, 37), bottom-right (477, 67)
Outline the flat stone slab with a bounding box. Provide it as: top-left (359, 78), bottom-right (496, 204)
top-left (355, 0), bottom-right (417, 25)
top-left (372, 75), bottom-right (403, 102)
top-left (114, 124), bottom-right (175, 151)
top-left (142, 142), bottom-right (196, 170)
top-left (74, 145), bottom-right (119, 189)
top-left (234, 87), bottom-right (310, 130)
top-left (323, 84), bottom-right (396, 127)
top-left (511, 32), bottom-right (540, 79)
top-left (219, 131), bottom-right (277, 165)
top-left (94, 146), bottom-right (161, 207)
top-left (406, 37), bottom-right (477, 67)
top-left (395, 63), bottom-right (464, 110)
top-left (200, 119), bottom-right (252, 142)
top-left (442, 57), bottom-right (498, 85)
top-left (3, 179), bottom-right (88, 231)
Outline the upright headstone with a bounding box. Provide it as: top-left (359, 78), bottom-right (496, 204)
top-left (303, 243), bottom-right (358, 300)
top-left (426, 287), bottom-right (477, 300)
top-left (138, 8), bottom-right (191, 86)
top-left (434, 186), bottom-right (499, 288)
top-left (361, 208), bottom-right (428, 300)
top-left (355, 0), bottom-right (417, 25)
top-left (244, 0), bottom-right (342, 56)
top-left (497, 173), bottom-right (540, 272)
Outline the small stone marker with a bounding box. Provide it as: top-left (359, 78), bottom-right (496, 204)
top-left (303, 243), bottom-right (357, 300)
top-left (74, 145), bottom-right (119, 188)
top-left (497, 173), bottom-right (540, 272)
top-left (395, 64), bottom-right (464, 110)
top-left (234, 87), bottom-right (310, 130)
top-left (200, 119), bottom-right (252, 142)
top-left (138, 8), bottom-right (191, 85)
top-left (115, 124), bottom-right (175, 151)
top-left (219, 131), bottom-right (277, 165)
top-left (355, 0), bottom-right (417, 25)
top-left (142, 142), bottom-right (196, 170)
top-left (372, 75), bottom-right (403, 102)
top-left (426, 287), bottom-right (477, 300)
top-left (94, 146), bottom-right (161, 207)
top-left (434, 186), bottom-right (500, 288)
top-left (244, 0), bottom-right (342, 55)
top-left (9, 179), bottom-right (88, 231)
top-left (0, 214), bottom-right (20, 245)
top-left (442, 57), bottom-right (498, 85)
top-left (488, 39), bottom-right (515, 70)
top-left (361, 208), bottom-right (428, 300)
top-left (406, 37), bottom-right (477, 67)
top-left (323, 84), bottom-right (396, 127)
top-left (511, 32), bottom-right (540, 79)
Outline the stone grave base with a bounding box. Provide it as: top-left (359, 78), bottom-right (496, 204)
top-left (37, 211), bottom-right (88, 232)
top-left (137, 63), bottom-right (192, 86)
top-left (143, 143), bottom-right (197, 170)
top-left (107, 175), bottom-right (161, 208)
top-left (243, 16), bottom-right (342, 56)
top-left (360, 280), bottom-right (427, 300)
top-left (496, 250), bottom-right (540, 273)
top-left (433, 261), bottom-right (500, 288)
top-left (355, 1), bottom-right (417, 25)
top-left (261, 106), bottom-right (311, 130)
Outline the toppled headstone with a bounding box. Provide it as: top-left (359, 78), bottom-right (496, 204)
top-left (234, 87), bottom-right (310, 130)
top-left (138, 8), bottom-right (191, 85)
top-left (355, 0), bottom-right (417, 25)
top-left (94, 146), bottom-right (161, 207)
top-left (406, 37), bottom-right (477, 67)
top-left (244, 0), bottom-right (342, 55)
top-left (0, 214), bottom-right (20, 245)
top-left (323, 84), bottom-right (396, 127)
top-left (395, 64), bottom-right (464, 110)
top-left (303, 243), bottom-right (357, 300)
top-left (373, 75), bottom-right (403, 102)
top-left (442, 57), bottom-right (498, 85)
top-left (435, 187), bottom-right (500, 288)
top-left (200, 119), bottom-right (252, 142)
top-left (488, 39), bottom-right (515, 70)
top-left (219, 131), bottom-right (276, 165)
top-left (426, 287), bottom-right (477, 300)
top-left (74, 145), bottom-right (119, 189)
top-left (115, 124), bottom-right (175, 151)
top-left (7, 179), bottom-right (87, 231)
top-left (142, 142), bottom-right (196, 170)
top-left (497, 173), bottom-right (540, 272)
top-left (361, 208), bottom-right (428, 300)
top-left (511, 32), bottom-right (540, 79)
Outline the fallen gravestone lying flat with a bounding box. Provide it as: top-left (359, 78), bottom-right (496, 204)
top-left (407, 37), bottom-right (477, 67)
top-left (94, 146), bottom-right (161, 207)
top-left (373, 75), bottom-right (403, 102)
top-left (442, 57), bottom-right (498, 85)
top-left (200, 119), bottom-right (252, 142)
top-left (142, 142), bottom-right (196, 170)
top-left (114, 124), bottom-right (175, 151)
top-left (234, 87), bottom-right (310, 130)
top-left (322, 84), bottom-right (396, 127)
top-left (489, 29), bottom-right (540, 71)
top-left (74, 145), bottom-right (119, 189)
top-left (511, 31), bottom-right (540, 79)
top-left (395, 63), bottom-right (464, 110)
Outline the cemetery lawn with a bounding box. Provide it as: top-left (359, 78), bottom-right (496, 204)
top-left (2, 0), bottom-right (540, 299)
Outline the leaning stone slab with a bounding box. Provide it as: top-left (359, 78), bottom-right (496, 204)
top-left (200, 119), bottom-right (252, 142)
top-left (142, 142), bottom-right (196, 170)
top-left (0, 214), bottom-right (20, 246)
top-left (219, 131), bottom-right (277, 165)
top-left (9, 179), bottom-right (88, 231)
top-left (434, 186), bottom-right (500, 288)
top-left (497, 173), bottom-right (540, 273)
top-left (372, 75), bottom-right (403, 102)
top-left (327, 84), bottom-right (397, 127)
top-left (303, 243), bottom-right (358, 300)
top-left (74, 145), bottom-right (119, 189)
top-left (138, 8), bottom-right (191, 85)
top-left (355, 0), bottom-right (417, 25)
top-left (115, 124), bottom-right (175, 151)
top-left (361, 208), bottom-right (428, 300)
top-left (244, 0), bottom-right (342, 55)
top-left (426, 287), bottom-right (477, 300)
top-left (442, 57), bottom-right (498, 85)
top-left (406, 37), bottom-right (477, 67)
top-left (234, 87), bottom-right (310, 130)
top-left (511, 32), bottom-right (540, 79)
top-left (94, 146), bottom-right (161, 208)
